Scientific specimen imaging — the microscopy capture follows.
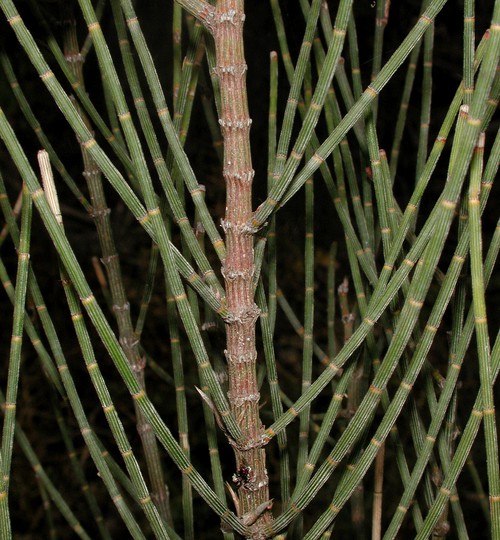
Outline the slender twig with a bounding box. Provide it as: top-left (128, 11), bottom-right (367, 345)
top-left (0, 182), bottom-right (31, 539)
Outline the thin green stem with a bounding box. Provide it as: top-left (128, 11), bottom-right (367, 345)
top-left (268, 50), bottom-right (278, 335)
top-left (252, 0), bottom-right (448, 229)
top-left (38, 149), bottom-right (166, 539)
top-left (0, 392), bottom-right (93, 540)
top-left (118, 0), bottom-right (226, 262)
top-left (416, 0), bottom-right (434, 184)
top-left (165, 221), bottom-right (193, 539)
top-left (0, 184), bottom-right (31, 540)
top-left (469, 131), bottom-right (500, 537)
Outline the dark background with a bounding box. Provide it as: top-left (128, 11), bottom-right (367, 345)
top-left (0, 0), bottom-right (498, 538)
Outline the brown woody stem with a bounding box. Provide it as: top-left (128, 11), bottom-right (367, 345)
top-left (212, 1), bottom-right (272, 537)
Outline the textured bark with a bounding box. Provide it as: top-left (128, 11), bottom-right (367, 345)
top-left (60, 5), bottom-right (171, 525)
top-left (213, 1), bottom-right (272, 536)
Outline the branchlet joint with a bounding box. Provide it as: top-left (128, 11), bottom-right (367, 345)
top-left (224, 304), bottom-right (260, 325)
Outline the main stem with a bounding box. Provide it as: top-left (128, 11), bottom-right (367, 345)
top-left (214, 0), bottom-right (272, 536)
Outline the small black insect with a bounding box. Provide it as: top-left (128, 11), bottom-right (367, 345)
top-left (232, 465), bottom-right (252, 488)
